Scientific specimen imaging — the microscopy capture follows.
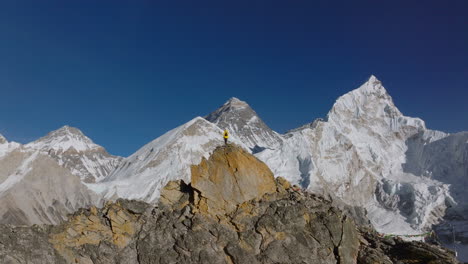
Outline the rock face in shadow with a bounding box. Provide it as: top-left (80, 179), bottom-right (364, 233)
top-left (0, 144), bottom-right (460, 264)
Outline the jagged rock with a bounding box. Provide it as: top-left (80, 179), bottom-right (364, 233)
top-left (191, 144), bottom-right (277, 216)
top-left (159, 180), bottom-right (191, 209)
top-left (0, 225), bottom-right (67, 264)
top-left (48, 199), bottom-right (148, 263)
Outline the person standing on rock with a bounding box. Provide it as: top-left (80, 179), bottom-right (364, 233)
top-left (223, 129), bottom-right (229, 145)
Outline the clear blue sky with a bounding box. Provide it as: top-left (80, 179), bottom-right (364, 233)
top-left (1, 0), bottom-right (467, 156)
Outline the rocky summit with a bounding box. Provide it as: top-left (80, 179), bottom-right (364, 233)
top-left (190, 144), bottom-right (277, 215)
top-left (0, 144), bottom-right (459, 264)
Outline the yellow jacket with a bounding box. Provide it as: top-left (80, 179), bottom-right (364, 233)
top-left (223, 130), bottom-right (229, 139)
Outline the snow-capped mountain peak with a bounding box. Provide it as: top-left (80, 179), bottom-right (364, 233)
top-left (26, 125), bottom-right (100, 153)
top-left (362, 75), bottom-right (385, 93)
top-left (330, 75), bottom-right (394, 117)
top-left (23, 126), bottom-right (121, 183)
top-left (205, 98), bottom-right (283, 150)
top-left (225, 97), bottom-right (249, 109)
top-left (328, 75), bottom-right (425, 134)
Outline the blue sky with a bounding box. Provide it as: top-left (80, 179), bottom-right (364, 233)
top-left (1, 0), bottom-right (467, 156)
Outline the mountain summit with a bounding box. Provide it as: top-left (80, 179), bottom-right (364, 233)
top-left (190, 144), bottom-right (277, 215)
top-left (24, 126), bottom-right (121, 183)
top-left (205, 97), bottom-right (282, 150)
top-left (26, 125), bottom-right (100, 153)
top-left (328, 75), bottom-right (425, 134)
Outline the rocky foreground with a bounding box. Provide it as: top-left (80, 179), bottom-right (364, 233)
top-left (0, 145), bottom-right (459, 264)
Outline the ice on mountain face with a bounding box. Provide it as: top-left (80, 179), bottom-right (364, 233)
top-left (404, 131), bottom-right (468, 252)
top-left (254, 76), bottom-right (459, 243)
top-left (89, 117), bottom-right (248, 202)
top-left (25, 126), bottom-right (121, 183)
top-left (205, 97), bottom-right (283, 151)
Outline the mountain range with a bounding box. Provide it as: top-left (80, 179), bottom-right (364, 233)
top-left (1, 75), bottom-right (466, 260)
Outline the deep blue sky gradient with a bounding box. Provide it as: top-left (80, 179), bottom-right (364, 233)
top-left (1, 0), bottom-right (467, 156)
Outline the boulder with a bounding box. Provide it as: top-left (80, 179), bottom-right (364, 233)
top-left (191, 144), bottom-right (276, 215)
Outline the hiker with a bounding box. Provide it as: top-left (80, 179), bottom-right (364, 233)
top-left (223, 129), bottom-right (229, 145)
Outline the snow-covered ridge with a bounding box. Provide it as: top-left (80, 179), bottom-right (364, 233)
top-left (21, 125), bottom-right (122, 183)
top-left (25, 125), bottom-right (101, 152)
top-left (90, 117), bottom-right (248, 202)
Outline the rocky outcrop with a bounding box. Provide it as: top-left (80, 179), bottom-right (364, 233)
top-left (191, 144), bottom-right (277, 215)
top-left (49, 200), bottom-right (148, 263)
top-left (140, 179), bottom-right (361, 264)
top-left (0, 144), bottom-right (459, 263)
top-left (0, 199), bottom-right (148, 264)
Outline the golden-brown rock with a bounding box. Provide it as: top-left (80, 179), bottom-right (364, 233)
top-left (159, 180), bottom-right (190, 209)
top-left (49, 200), bottom-right (145, 263)
top-left (191, 144), bottom-right (276, 216)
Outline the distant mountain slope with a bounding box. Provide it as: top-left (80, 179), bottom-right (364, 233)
top-left (90, 117), bottom-right (248, 202)
top-left (0, 126), bottom-right (120, 225)
top-left (25, 126), bottom-right (122, 183)
top-left (0, 150), bottom-right (99, 225)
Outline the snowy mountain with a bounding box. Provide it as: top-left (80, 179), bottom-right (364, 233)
top-left (0, 126), bottom-right (121, 225)
top-left (89, 117), bottom-right (248, 202)
top-left (404, 131), bottom-right (468, 258)
top-left (91, 97), bottom-right (284, 203)
top-left (251, 76), bottom-right (467, 260)
top-left (25, 126), bottom-right (121, 183)
top-left (256, 76), bottom-right (456, 235)
top-left (205, 97), bottom-right (283, 151)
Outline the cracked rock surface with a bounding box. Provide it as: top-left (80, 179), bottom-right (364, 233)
top-left (0, 145), bottom-right (460, 263)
